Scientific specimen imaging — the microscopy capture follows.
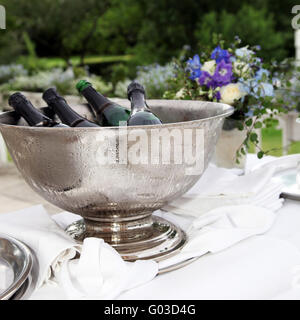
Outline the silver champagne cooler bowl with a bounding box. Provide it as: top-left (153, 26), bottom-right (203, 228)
top-left (0, 99), bottom-right (233, 261)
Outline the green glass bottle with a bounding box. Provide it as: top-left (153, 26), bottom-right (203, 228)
top-left (9, 92), bottom-right (68, 128)
top-left (76, 80), bottom-right (130, 126)
top-left (127, 81), bottom-right (162, 126)
top-left (43, 88), bottom-right (99, 127)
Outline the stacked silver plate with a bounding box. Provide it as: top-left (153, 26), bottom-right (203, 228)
top-left (0, 235), bottom-right (37, 300)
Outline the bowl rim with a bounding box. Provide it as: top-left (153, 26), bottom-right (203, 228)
top-left (0, 100), bottom-right (234, 131)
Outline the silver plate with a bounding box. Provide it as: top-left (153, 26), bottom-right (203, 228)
top-left (157, 256), bottom-right (200, 275)
top-left (10, 250), bottom-right (38, 300)
top-left (0, 235), bottom-right (33, 300)
top-left (252, 154), bottom-right (300, 201)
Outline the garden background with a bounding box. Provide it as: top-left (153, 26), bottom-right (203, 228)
top-left (0, 0), bottom-right (299, 155)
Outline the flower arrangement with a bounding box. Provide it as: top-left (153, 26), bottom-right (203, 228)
top-left (164, 37), bottom-right (296, 161)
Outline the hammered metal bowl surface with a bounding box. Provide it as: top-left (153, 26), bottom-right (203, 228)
top-left (0, 99), bottom-right (233, 223)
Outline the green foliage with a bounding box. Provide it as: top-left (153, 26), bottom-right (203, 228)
top-left (0, 0), bottom-right (109, 63)
top-left (194, 5), bottom-right (286, 62)
top-left (98, 0), bottom-right (142, 55)
top-left (22, 32), bottom-right (37, 59)
top-left (110, 64), bottom-right (129, 91)
top-left (0, 67), bottom-right (112, 96)
top-left (0, 0), bottom-right (296, 69)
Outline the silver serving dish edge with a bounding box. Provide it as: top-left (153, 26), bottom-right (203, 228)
top-left (0, 234), bottom-right (33, 300)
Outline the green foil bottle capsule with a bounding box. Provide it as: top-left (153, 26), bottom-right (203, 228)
top-left (76, 80), bottom-right (130, 127)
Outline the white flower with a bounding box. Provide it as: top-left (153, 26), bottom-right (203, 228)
top-left (235, 46), bottom-right (254, 59)
top-left (201, 60), bottom-right (216, 75)
top-left (233, 61), bottom-right (250, 77)
top-left (220, 83), bottom-right (246, 105)
top-left (175, 88), bottom-right (185, 99)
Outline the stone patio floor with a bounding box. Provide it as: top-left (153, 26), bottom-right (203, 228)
top-left (0, 164), bottom-right (61, 215)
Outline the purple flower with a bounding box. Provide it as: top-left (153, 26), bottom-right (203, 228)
top-left (211, 46), bottom-right (230, 63)
top-left (213, 60), bottom-right (233, 86)
top-left (198, 71), bottom-right (214, 87)
top-left (199, 60), bottom-right (233, 89)
top-left (186, 54), bottom-right (202, 80)
top-left (214, 91), bottom-right (221, 101)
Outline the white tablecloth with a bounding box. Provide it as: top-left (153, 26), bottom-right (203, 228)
top-left (29, 155), bottom-right (300, 300)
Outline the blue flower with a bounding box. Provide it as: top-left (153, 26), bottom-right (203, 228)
top-left (240, 78), bottom-right (274, 98)
top-left (254, 82), bottom-right (274, 97)
top-left (211, 46), bottom-right (230, 63)
top-left (238, 80), bottom-right (252, 94)
top-left (186, 54), bottom-right (202, 80)
top-left (255, 68), bottom-right (270, 81)
top-left (253, 57), bottom-right (262, 65)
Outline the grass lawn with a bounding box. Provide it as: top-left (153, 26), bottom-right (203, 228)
top-left (249, 127), bottom-right (300, 157)
top-left (36, 55), bottom-right (134, 69)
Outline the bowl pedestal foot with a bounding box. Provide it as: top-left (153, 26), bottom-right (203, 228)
top-left (65, 215), bottom-right (186, 262)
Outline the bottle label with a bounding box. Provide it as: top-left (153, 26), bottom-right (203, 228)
top-left (96, 102), bottom-right (114, 116)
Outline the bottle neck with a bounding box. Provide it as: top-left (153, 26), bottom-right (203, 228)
top-left (130, 91), bottom-right (148, 114)
top-left (14, 100), bottom-right (52, 127)
top-left (81, 86), bottom-right (111, 115)
top-left (47, 96), bottom-right (83, 126)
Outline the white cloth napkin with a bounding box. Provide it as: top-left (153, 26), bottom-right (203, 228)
top-left (0, 205), bottom-right (157, 297)
top-left (59, 238), bottom-right (157, 300)
top-left (163, 165), bottom-right (284, 218)
top-left (157, 204), bottom-right (276, 269)
top-left (53, 204), bottom-right (277, 277)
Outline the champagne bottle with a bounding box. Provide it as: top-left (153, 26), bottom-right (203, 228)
top-left (8, 92), bottom-right (68, 128)
top-left (127, 81), bottom-right (162, 126)
top-left (43, 88), bottom-right (99, 127)
top-left (76, 80), bottom-right (130, 126)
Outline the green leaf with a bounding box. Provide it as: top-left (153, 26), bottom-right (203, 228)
top-left (254, 121), bottom-right (262, 129)
top-left (250, 132), bottom-right (258, 142)
top-left (257, 151), bottom-right (264, 159)
top-left (245, 119), bottom-right (253, 127)
top-left (236, 121), bottom-right (244, 131)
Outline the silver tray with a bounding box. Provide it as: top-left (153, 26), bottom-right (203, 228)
top-left (66, 219), bottom-right (199, 275)
top-left (252, 154), bottom-right (300, 201)
top-left (0, 235), bottom-right (33, 300)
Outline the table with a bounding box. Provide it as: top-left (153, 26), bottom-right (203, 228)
top-left (3, 155), bottom-right (300, 299)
